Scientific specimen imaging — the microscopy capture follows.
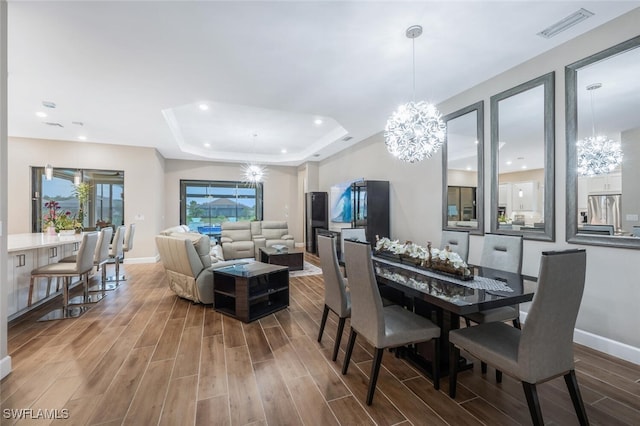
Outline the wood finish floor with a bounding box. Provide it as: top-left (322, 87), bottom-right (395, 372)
top-left (2, 257), bottom-right (640, 425)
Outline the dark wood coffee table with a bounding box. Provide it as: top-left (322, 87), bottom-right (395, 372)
top-left (213, 262), bottom-right (289, 323)
top-left (259, 247), bottom-right (304, 271)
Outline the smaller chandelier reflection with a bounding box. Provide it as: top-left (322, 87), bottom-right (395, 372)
top-left (385, 101), bottom-right (446, 163)
top-left (577, 135), bottom-right (622, 176)
top-left (577, 83), bottom-right (623, 176)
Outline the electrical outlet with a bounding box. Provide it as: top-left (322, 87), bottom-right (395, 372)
top-left (135, 214), bottom-right (145, 221)
top-left (625, 214), bottom-right (639, 222)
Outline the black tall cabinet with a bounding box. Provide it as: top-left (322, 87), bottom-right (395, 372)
top-left (351, 180), bottom-right (390, 242)
top-left (305, 192), bottom-right (328, 253)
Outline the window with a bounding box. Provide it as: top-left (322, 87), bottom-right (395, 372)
top-left (32, 167), bottom-right (124, 232)
top-left (179, 180), bottom-right (263, 236)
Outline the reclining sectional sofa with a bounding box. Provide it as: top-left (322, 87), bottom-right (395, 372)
top-left (155, 221), bottom-right (294, 304)
top-left (220, 220), bottom-right (294, 260)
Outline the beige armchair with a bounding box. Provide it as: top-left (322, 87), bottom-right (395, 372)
top-left (156, 232), bottom-right (245, 304)
top-left (251, 220), bottom-right (295, 251)
top-left (220, 221), bottom-right (255, 260)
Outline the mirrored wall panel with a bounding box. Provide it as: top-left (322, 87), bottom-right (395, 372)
top-left (566, 35), bottom-right (640, 248)
top-left (442, 101), bottom-right (484, 235)
top-left (490, 72), bottom-right (555, 241)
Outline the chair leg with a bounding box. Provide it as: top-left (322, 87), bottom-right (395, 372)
top-left (62, 277), bottom-right (70, 310)
top-left (564, 370), bottom-right (589, 426)
top-left (28, 276), bottom-right (36, 307)
top-left (366, 348), bottom-right (384, 405)
top-left (318, 305), bottom-right (330, 342)
top-left (496, 369), bottom-right (503, 383)
top-left (513, 318), bottom-right (521, 329)
top-left (448, 342), bottom-right (459, 398)
top-left (522, 381), bottom-right (544, 426)
top-left (432, 338), bottom-right (440, 390)
top-left (341, 328), bottom-right (357, 375)
top-left (332, 317), bottom-right (346, 362)
top-left (464, 317), bottom-right (471, 328)
top-left (46, 277), bottom-right (52, 298)
top-left (481, 361), bottom-right (487, 374)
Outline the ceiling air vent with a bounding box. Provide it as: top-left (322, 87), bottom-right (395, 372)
top-left (42, 101), bottom-right (56, 109)
top-left (342, 136), bottom-right (353, 142)
top-left (43, 122), bottom-right (63, 127)
top-left (537, 8), bottom-right (594, 39)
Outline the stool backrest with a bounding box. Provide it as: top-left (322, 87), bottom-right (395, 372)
top-left (95, 227), bottom-right (113, 264)
top-left (78, 232), bottom-right (99, 273)
top-left (110, 226), bottom-right (126, 257)
top-left (124, 223), bottom-right (136, 252)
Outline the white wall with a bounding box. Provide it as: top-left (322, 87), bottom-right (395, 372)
top-left (7, 137), bottom-right (165, 262)
top-left (1, 0), bottom-right (11, 380)
top-left (319, 9), bottom-right (640, 362)
top-left (163, 159), bottom-right (302, 243)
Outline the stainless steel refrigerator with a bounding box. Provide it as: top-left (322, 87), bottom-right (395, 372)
top-left (587, 194), bottom-right (621, 231)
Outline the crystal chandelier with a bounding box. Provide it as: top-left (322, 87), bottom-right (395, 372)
top-left (577, 83), bottom-right (622, 176)
top-left (384, 25), bottom-right (446, 163)
top-left (241, 133), bottom-right (267, 186)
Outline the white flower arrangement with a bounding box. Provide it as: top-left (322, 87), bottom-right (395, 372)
top-left (375, 236), bottom-right (470, 277)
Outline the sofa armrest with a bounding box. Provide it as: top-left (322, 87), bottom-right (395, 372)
top-left (282, 234), bottom-right (294, 240)
top-left (220, 236), bottom-right (233, 244)
top-left (253, 237), bottom-right (266, 251)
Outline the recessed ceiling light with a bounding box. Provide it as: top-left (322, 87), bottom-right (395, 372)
top-left (281, 149), bottom-right (287, 154)
top-left (506, 160), bottom-right (513, 165)
top-left (203, 142), bottom-right (211, 148)
top-left (474, 140), bottom-right (479, 145)
top-left (521, 165), bottom-right (528, 169)
top-left (314, 118), bottom-right (323, 125)
top-left (199, 104), bottom-right (209, 111)
top-left (35, 111), bottom-right (47, 118)
top-left (466, 166), bottom-right (472, 171)
top-left (537, 8), bottom-right (594, 39)
top-left (78, 136), bottom-right (87, 141)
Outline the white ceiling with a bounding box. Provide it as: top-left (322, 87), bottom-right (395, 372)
top-left (7, 1), bottom-right (640, 166)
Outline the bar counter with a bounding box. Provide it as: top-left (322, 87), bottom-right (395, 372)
top-left (6, 233), bottom-right (83, 320)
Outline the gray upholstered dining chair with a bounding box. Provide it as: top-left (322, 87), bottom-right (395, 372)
top-left (441, 230), bottom-right (470, 263)
top-left (448, 249), bottom-right (589, 426)
top-left (341, 240), bottom-right (441, 405)
top-left (465, 233), bottom-right (523, 327)
top-left (29, 232), bottom-right (99, 318)
top-left (340, 228), bottom-right (367, 259)
top-left (317, 235), bottom-right (351, 361)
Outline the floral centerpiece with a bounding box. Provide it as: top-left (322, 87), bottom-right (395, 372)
top-left (374, 236), bottom-right (472, 280)
top-left (43, 200), bottom-right (81, 234)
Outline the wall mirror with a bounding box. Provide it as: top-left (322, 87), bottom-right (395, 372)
top-left (442, 101), bottom-right (484, 235)
top-left (566, 35), bottom-right (640, 248)
top-left (490, 72), bottom-right (555, 241)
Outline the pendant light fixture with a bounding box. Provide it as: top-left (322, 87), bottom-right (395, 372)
top-left (384, 25), bottom-right (446, 163)
top-left (577, 83), bottom-right (623, 176)
top-left (74, 170), bottom-right (82, 186)
top-left (241, 133), bottom-right (267, 186)
top-left (44, 164), bottom-right (53, 180)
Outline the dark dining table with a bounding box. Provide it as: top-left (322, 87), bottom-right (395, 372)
top-left (372, 255), bottom-right (536, 375)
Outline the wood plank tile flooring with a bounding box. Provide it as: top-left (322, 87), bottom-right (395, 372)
top-left (3, 256), bottom-right (640, 425)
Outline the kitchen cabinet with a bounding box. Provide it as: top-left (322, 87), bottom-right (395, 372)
top-left (586, 173), bottom-right (621, 194)
top-left (511, 182), bottom-right (536, 211)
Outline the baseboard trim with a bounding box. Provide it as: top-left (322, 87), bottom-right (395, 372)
top-left (124, 255), bottom-right (159, 264)
top-left (1, 355), bottom-right (12, 380)
top-left (520, 311), bottom-right (640, 366)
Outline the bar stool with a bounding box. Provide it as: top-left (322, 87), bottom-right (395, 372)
top-left (104, 225), bottom-right (126, 289)
top-left (59, 227), bottom-right (113, 300)
top-left (29, 232), bottom-right (99, 320)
